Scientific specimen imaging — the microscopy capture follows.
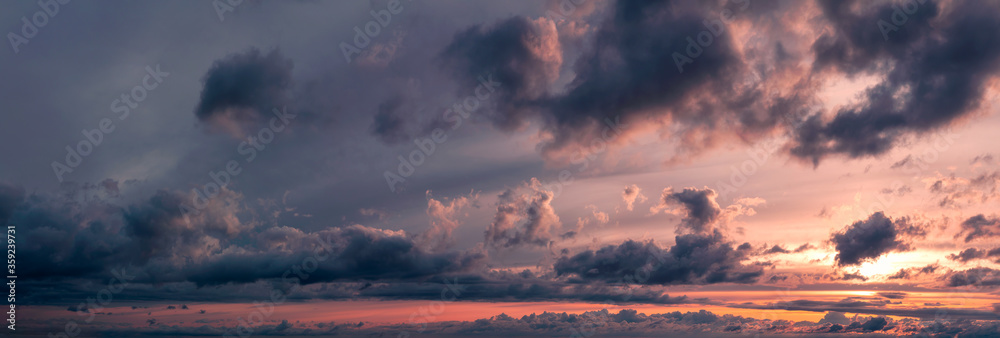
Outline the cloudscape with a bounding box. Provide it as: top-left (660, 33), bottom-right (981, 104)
top-left (3, 0), bottom-right (1000, 337)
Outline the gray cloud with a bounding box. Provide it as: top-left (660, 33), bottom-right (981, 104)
top-left (438, 0), bottom-right (813, 161)
top-left (764, 245), bottom-right (790, 254)
top-left (0, 181), bottom-right (485, 292)
top-left (194, 48), bottom-right (294, 134)
top-left (439, 15), bottom-right (561, 132)
top-left (368, 96), bottom-right (409, 144)
top-left (886, 263), bottom-right (938, 280)
top-left (793, 243), bottom-right (815, 253)
top-left (484, 179), bottom-right (562, 249)
top-left (948, 247), bottom-right (1000, 263)
top-left (830, 212), bottom-right (926, 266)
top-left (946, 267), bottom-right (1000, 287)
top-left (554, 230), bottom-right (761, 285)
top-left (956, 214), bottom-right (1000, 242)
top-left (791, 0), bottom-right (1000, 164)
top-left (929, 171), bottom-right (1000, 208)
top-left (875, 291), bottom-right (906, 300)
top-left (660, 187), bottom-right (722, 234)
top-left (183, 224), bottom-right (487, 287)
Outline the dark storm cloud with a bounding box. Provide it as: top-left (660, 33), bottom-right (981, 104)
top-left (661, 187), bottom-right (721, 234)
top-left (184, 224), bottom-right (487, 286)
top-left (1, 181), bottom-right (485, 292)
top-left (194, 48), bottom-right (294, 132)
top-left (439, 15), bottom-right (560, 131)
top-left (356, 271), bottom-right (694, 305)
top-left (948, 248), bottom-right (986, 263)
top-left (956, 214), bottom-right (1000, 242)
top-left (25, 268), bottom-right (696, 306)
top-left (0, 183), bottom-right (25, 224)
top-left (368, 95), bottom-right (448, 145)
top-left (791, 0), bottom-right (1000, 164)
top-left (764, 245), bottom-right (790, 254)
top-left (793, 243), bottom-right (815, 253)
top-left (809, 0), bottom-right (939, 74)
top-left (818, 312), bottom-right (849, 325)
top-left (830, 212), bottom-right (926, 266)
top-left (439, 0), bottom-right (811, 159)
top-left (948, 247), bottom-right (1000, 263)
top-left (876, 291), bottom-right (906, 299)
top-left (124, 189), bottom-right (245, 265)
top-left (5, 181), bottom-right (132, 280)
top-left (536, 0), bottom-right (754, 155)
top-left (554, 230), bottom-right (762, 285)
top-left (946, 267), bottom-right (1000, 287)
top-left (1, 181), bottom-right (249, 281)
top-left (836, 272), bottom-right (868, 282)
top-left (886, 263), bottom-right (938, 280)
top-left (369, 97), bottom-right (410, 144)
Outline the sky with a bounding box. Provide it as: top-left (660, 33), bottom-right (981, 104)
top-left (2, 0), bottom-right (1000, 336)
